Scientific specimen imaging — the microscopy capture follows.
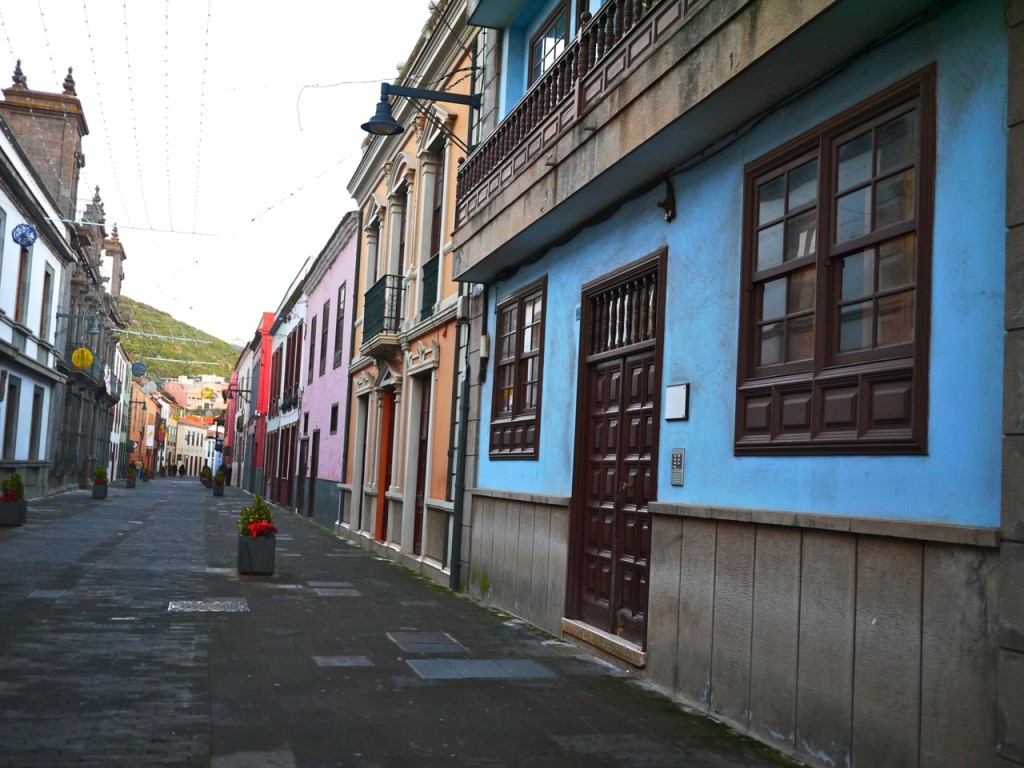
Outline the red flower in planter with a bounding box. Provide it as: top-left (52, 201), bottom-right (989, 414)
top-left (246, 520), bottom-right (278, 538)
top-left (1, 491), bottom-right (19, 502)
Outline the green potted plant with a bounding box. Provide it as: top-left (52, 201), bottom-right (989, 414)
top-left (92, 464), bottom-right (108, 499)
top-left (200, 465), bottom-right (213, 488)
top-left (237, 495), bottom-right (277, 574)
top-left (213, 468), bottom-right (226, 497)
top-left (126, 465), bottom-right (137, 489)
top-left (142, 464), bottom-right (150, 482)
top-left (0, 472), bottom-right (27, 526)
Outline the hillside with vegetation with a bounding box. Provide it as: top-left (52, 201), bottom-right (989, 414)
top-left (117, 296), bottom-right (238, 381)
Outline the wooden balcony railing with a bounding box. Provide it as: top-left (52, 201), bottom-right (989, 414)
top-left (456, 0), bottom-right (668, 216)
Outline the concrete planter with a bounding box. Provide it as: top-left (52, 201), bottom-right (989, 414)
top-left (237, 535), bottom-right (275, 575)
top-left (213, 484), bottom-right (224, 497)
top-left (0, 500), bottom-right (27, 526)
top-left (126, 477), bottom-right (137, 489)
top-left (92, 484), bottom-right (108, 499)
top-left (142, 474), bottom-right (150, 483)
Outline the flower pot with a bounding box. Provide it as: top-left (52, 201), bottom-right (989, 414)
top-left (142, 474), bottom-right (150, 482)
top-left (0, 499), bottom-right (27, 526)
top-left (238, 535), bottom-right (275, 575)
top-left (213, 484), bottom-right (224, 497)
top-left (126, 477), bottom-right (137, 488)
top-left (92, 484), bottom-right (108, 499)
top-left (203, 478), bottom-right (212, 488)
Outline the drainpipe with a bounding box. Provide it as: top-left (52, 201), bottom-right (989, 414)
top-left (449, 308), bottom-right (471, 591)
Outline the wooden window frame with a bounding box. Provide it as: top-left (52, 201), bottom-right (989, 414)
top-left (319, 300), bottom-right (329, 377)
top-left (40, 265), bottom-right (54, 341)
top-left (15, 246), bottom-right (31, 325)
top-left (735, 67), bottom-right (934, 455)
top-left (489, 277), bottom-right (546, 459)
top-left (528, 2), bottom-right (569, 86)
top-left (307, 316), bottom-right (316, 386)
top-left (333, 283), bottom-right (346, 369)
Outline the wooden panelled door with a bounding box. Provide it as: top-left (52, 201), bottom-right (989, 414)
top-left (571, 252), bottom-right (664, 648)
top-left (308, 431), bottom-right (319, 518)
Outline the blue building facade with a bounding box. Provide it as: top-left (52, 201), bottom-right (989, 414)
top-left (453, 0), bottom-right (1017, 765)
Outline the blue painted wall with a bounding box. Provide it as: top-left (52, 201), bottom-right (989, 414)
top-left (477, 0), bottom-right (1007, 527)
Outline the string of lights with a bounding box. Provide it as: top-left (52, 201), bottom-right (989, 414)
top-left (79, 0), bottom-right (132, 230)
top-left (121, 0), bottom-right (155, 230)
top-left (249, 147), bottom-right (360, 223)
top-left (0, 7), bottom-right (72, 212)
top-left (190, 0), bottom-right (212, 236)
top-left (162, 0), bottom-right (173, 231)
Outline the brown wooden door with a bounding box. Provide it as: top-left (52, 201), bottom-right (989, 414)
top-left (308, 431), bottom-right (319, 518)
top-left (570, 251), bottom-right (664, 649)
top-left (296, 439), bottom-right (308, 514)
top-left (577, 352), bottom-right (656, 645)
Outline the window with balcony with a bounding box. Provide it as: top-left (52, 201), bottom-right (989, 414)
top-left (736, 68), bottom-right (933, 454)
top-left (490, 278), bottom-right (546, 459)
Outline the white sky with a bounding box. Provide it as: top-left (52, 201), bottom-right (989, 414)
top-left (0, 1), bottom-right (431, 345)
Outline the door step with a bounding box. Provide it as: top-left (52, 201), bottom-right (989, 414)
top-left (561, 618), bottom-right (646, 668)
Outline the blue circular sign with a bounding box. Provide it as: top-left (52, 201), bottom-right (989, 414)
top-left (131, 361), bottom-right (148, 377)
top-left (11, 223), bottom-right (37, 247)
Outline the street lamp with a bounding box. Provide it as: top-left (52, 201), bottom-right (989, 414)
top-left (361, 82), bottom-right (481, 153)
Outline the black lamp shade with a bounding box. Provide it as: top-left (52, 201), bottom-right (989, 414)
top-left (361, 99), bottom-right (404, 136)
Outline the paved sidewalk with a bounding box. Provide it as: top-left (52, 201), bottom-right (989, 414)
top-left (0, 478), bottom-right (793, 767)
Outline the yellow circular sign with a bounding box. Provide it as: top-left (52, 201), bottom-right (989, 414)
top-left (71, 347), bottom-right (94, 368)
top-left (201, 387), bottom-right (214, 399)
top-left (172, 413), bottom-right (180, 421)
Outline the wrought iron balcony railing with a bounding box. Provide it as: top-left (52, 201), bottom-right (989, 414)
top-left (420, 254), bottom-right (440, 322)
top-left (363, 274), bottom-right (405, 341)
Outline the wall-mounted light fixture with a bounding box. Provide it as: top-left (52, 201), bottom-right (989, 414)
top-left (361, 82), bottom-right (481, 153)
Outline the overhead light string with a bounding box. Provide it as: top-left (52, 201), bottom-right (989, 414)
top-left (162, 0), bottom-right (173, 231)
top-left (190, 0), bottom-right (212, 236)
top-left (80, 0), bottom-right (134, 231)
top-left (122, 0), bottom-right (155, 230)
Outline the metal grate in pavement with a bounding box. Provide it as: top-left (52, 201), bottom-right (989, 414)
top-left (407, 658), bottom-right (555, 680)
top-left (28, 590), bottom-right (66, 599)
top-left (313, 588), bottom-right (361, 597)
top-left (168, 598), bottom-right (249, 612)
top-left (388, 632), bottom-right (467, 654)
top-left (308, 581), bottom-right (352, 587)
top-left (313, 655), bottom-right (374, 667)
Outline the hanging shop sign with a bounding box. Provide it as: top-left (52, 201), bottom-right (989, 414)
top-left (11, 223), bottom-right (38, 247)
top-left (131, 361), bottom-right (148, 377)
top-left (201, 387), bottom-right (214, 400)
top-left (71, 347), bottom-right (93, 369)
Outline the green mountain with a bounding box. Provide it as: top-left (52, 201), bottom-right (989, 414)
top-left (117, 296), bottom-right (238, 381)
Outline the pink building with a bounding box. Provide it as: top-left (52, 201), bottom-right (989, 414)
top-left (295, 212), bottom-right (359, 527)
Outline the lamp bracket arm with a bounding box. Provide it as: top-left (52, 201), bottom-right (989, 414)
top-left (383, 82), bottom-right (480, 109)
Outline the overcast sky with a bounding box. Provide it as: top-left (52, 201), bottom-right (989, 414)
top-left (0, 1), bottom-right (430, 349)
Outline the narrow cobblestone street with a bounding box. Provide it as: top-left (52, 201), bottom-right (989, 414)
top-left (0, 479), bottom-right (794, 767)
